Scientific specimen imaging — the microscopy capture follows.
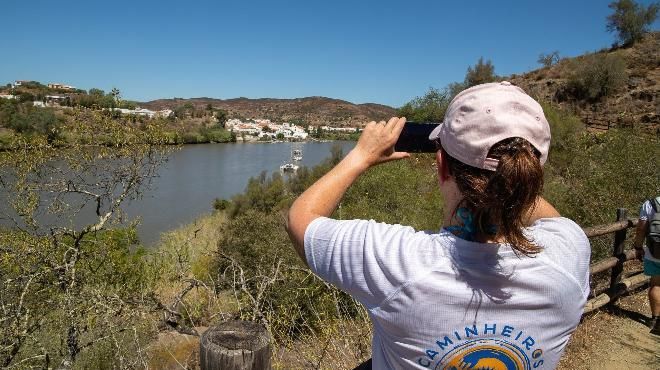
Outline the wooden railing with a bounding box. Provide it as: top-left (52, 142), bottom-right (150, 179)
top-left (582, 208), bottom-right (648, 313)
top-left (199, 208), bottom-right (649, 369)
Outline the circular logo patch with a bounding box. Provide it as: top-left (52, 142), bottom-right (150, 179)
top-left (436, 339), bottom-right (530, 370)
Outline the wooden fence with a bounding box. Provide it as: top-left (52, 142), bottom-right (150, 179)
top-left (582, 208), bottom-right (648, 313)
top-left (200, 208), bottom-right (649, 369)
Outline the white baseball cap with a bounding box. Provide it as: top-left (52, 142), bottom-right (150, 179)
top-left (428, 81), bottom-right (551, 171)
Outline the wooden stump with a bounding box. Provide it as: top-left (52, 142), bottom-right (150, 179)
top-left (200, 320), bottom-right (271, 370)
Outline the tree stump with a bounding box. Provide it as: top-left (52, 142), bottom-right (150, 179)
top-left (200, 320), bottom-right (271, 370)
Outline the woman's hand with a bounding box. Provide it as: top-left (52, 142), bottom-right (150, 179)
top-left (286, 116), bottom-right (409, 263)
top-left (348, 117), bottom-right (410, 170)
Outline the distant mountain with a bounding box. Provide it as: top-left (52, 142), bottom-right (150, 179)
top-left (140, 96), bottom-right (397, 127)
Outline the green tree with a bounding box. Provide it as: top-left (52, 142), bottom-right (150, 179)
top-left (464, 57), bottom-right (497, 87)
top-left (214, 109), bottom-right (228, 127)
top-left (88, 88), bottom-right (105, 97)
top-left (398, 87), bottom-right (450, 122)
top-left (607, 0), bottom-right (659, 45)
top-left (110, 87), bottom-right (121, 103)
top-left (538, 51), bottom-right (561, 67)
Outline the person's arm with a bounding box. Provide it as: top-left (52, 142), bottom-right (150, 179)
top-left (633, 220), bottom-right (648, 260)
top-left (286, 117), bottom-right (409, 263)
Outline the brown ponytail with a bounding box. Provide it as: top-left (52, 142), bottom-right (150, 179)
top-left (443, 137), bottom-right (544, 255)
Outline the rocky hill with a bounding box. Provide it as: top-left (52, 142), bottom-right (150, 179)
top-left (508, 32), bottom-right (659, 132)
top-left (141, 96), bottom-right (396, 127)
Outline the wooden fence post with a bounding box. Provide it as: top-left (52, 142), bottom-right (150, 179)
top-left (608, 208), bottom-right (628, 305)
top-left (200, 320), bottom-right (271, 370)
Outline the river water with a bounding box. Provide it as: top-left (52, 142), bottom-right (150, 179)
top-left (0, 141), bottom-right (355, 246)
top-left (118, 141), bottom-right (354, 245)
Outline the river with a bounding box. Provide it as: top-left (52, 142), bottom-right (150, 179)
top-left (0, 141), bottom-right (355, 246)
top-left (119, 141), bottom-right (355, 245)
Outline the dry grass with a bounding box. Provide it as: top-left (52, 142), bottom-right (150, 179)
top-left (273, 318), bottom-right (372, 370)
top-left (147, 331), bottom-right (201, 370)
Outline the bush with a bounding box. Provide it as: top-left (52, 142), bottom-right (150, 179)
top-left (397, 87), bottom-right (451, 122)
top-left (542, 102), bottom-right (586, 171)
top-left (213, 198), bottom-right (231, 210)
top-left (564, 53), bottom-right (627, 102)
top-left (181, 131), bottom-right (206, 143)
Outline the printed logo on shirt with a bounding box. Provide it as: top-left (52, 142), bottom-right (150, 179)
top-left (417, 322), bottom-right (544, 369)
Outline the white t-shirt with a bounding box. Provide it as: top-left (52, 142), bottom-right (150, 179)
top-left (640, 198), bottom-right (660, 263)
top-left (304, 217), bottom-right (591, 369)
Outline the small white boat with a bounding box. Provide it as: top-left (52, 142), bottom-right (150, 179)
top-left (292, 149), bottom-right (303, 161)
top-left (280, 163), bottom-right (299, 172)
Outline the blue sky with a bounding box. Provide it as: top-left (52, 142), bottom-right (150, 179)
top-left (2, 0), bottom-right (658, 107)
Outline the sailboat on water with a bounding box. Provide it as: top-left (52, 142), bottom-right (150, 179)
top-left (280, 145), bottom-right (303, 172)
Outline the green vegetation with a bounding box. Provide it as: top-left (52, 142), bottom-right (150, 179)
top-left (397, 56), bottom-right (500, 122)
top-left (607, 0), bottom-right (659, 45)
top-left (0, 114), bottom-right (175, 367)
top-left (312, 129), bottom-right (361, 141)
top-left (0, 103), bottom-right (236, 149)
top-left (0, 99), bottom-right (63, 141)
top-left (398, 87), bottom-right (451, 122)
top-left (464, 56), bottom-right (498, 87)
top-left (563, 53), bottom-right (628, 102)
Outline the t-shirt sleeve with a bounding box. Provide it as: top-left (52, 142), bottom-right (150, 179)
top-left (639, 200), bottom-right (653, 221)
top-left (304, 217), bottom-right (433, 308)
top-left (532, 217), bottom-right (592, 297)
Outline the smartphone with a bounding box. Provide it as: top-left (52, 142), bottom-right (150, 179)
top-left (394, 122), bottom-right (441, 153)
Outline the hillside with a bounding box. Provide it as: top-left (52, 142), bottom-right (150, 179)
top-left (140, 96), bottom-right (397, 127)
top-left (508, 32), bottom-right (659, 132)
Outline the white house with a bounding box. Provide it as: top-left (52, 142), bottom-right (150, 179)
top-left (48, 83), bottom-right (77, 90)
top-left (156, 109), bottom-right (173, 118)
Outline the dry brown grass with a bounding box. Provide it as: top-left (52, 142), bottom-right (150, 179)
top-left (273, 318), bottom-right (372, 370)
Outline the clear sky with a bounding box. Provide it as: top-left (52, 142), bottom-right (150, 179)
top-left (2, 0), bottom-right (658, 107)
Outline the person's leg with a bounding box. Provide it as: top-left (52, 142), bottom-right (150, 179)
top-left (650, 275), bottom-right (660, 316)
top-left (644, 259), bottom-right (660, 334)
top-left (649, 275), bottom-right (660, 334)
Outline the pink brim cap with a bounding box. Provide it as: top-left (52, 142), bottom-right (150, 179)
top-left (428, 81), bottom-right (550, 171)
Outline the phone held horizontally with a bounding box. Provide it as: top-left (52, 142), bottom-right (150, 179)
top-left (394, 121), bottom-right (440, 153)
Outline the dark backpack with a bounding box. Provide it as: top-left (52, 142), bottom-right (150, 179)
top-left (648, 197), bottom-right (660, 259)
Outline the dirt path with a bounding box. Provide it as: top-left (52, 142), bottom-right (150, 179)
top-left (559, 289), bottom-right (660, 370)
